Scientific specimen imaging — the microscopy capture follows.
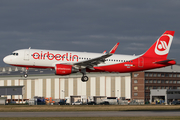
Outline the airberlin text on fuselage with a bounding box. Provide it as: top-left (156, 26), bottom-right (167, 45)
top-left (32, 51), bottom-right (78, 61)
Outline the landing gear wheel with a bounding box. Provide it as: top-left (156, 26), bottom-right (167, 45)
top-left (24, 74), bottom-right (28, 78)
top-left (24, 67), bottom-right (29, 78)
top-left (81, 76), bottom-right (88, 82)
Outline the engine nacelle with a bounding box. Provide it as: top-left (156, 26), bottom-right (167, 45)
top-left (55, 64), bottom-right (78, 75)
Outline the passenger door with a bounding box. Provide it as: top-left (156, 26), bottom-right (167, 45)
top-left (24, 50), bottom-right (30, 61)
top-left (138, 57), bottom-right (144, 67)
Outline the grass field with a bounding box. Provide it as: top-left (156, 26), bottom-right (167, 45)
top-left (0, 105), bottom-right (180, 112)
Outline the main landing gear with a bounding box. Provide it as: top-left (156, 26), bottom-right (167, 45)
top-left (81, 69), bottom-right (89, 82)
top-left (24, 67), bottom-right (29, 78)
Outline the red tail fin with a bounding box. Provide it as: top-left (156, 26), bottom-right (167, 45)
top-left (142, 31), bottom-right (175, 59)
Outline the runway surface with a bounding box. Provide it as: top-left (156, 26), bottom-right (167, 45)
top-left (0, 111), bottom-right (180, 117)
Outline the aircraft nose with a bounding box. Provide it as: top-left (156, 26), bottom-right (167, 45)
top-left (3, 56), bottom-right (11, 64)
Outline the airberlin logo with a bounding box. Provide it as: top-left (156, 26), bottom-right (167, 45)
top-left (155, 35), bottom-right (171, 55)
top-left (32, 51), bottom-right (78, 61)
top-left (157, 40), bottom-right (168, 51)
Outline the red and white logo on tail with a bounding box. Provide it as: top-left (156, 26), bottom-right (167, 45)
top-left (155, 31), bottom-right (174, 55)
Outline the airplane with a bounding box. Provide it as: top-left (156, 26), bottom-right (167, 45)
top-left (3, 31), bottom-right (176, 82)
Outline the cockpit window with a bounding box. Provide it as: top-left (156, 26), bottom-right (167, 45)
top-left (11, 53), bottom-right (19, 56)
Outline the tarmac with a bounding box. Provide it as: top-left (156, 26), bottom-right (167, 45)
top-left (0, 111), bottom-right (180, 117)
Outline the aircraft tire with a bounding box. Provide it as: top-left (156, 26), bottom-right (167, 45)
top-left (24, 74), bottom-right (28, 78)
top-left (81, 76), bottom-right (88, 82)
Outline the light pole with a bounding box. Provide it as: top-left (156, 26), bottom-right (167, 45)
top-left (117, 90), bottom-right (119, 98)
top-left (117, 90), bottom-right (119, 104)
top-left (61, 90), bottom-right (65, 99)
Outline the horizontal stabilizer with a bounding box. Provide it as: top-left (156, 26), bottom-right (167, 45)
top-left (155, 59), bottom-right (176, 64)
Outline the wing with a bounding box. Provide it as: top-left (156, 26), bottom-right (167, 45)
top-left (73, 43), bottom-right (119, 70)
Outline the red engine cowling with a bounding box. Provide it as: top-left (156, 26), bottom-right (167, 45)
top-left (55, 64), bottom-right (78, 75)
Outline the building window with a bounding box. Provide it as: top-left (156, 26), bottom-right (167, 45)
top-left (157, 74), bottom-right (161, 77)
top-left (169, 81), bottom-right (172, 84)
top-left (173, 81), bottom-right (176, 84)
top-left (177, 74), bottom-right (180, 77)
top-left (145, 93), bottom-right (149, 96)
top-left (149, 87), bottom-right (152, 89)
top-left (153, 86), bottom-right (156, 89)
top-left (145, 86), bottom-right (148, 90)
top-left (149, 73), bottom-right (152, 77)
top-left (149, 80), bottom-right (152, 83)
top-left (134, 93), bottom-right (138, 96)
top-left (169, 74), bottom-right (172, 77)
top-left (173, 86), bottom-right (176, 89)
top-left (153, 73), bottom-right (156, 77)
top-left (153, 80), bottom-right (157, 83)
top-left (161, 80), bottom-right (164, 84)
top-left (167, 91), bottom-right (173, 94)
top-left (165, 80), bottom-right (169, 84)
top-left (145, 80), bottom-right (148, 83)
top-left (157, 86), bottom-right (161, 89)
top-left (165, 73), bottom-right (168, 77)
top-left (177, 81), bottom-right (180, 84)
top-left (134, 86), bottom-right (138, 90)
top-left (173, 74), bottom-right (176, 77)
top-left (161, 86), bottom-right (165, 89)
top-left (134, 73), bottom-right (139, 77)
top-left (157, 80), bottom-right (161, 83)
top-left (145, 73), bottom-right (148, 77)
top-left (161, 74), bottom-right (164, 77)
top-left (169, 87), bottom-right (172, 89)
top-left (174, 91), bottom-right (180, 94)
top-left (165, 86), bottom-right (169, 89)
top-left (134, 80), bottom-right (138, 83)
top-left (177, 87), bottom-right (180, 89)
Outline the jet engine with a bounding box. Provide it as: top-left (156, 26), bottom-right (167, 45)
top-left (55, 64), bottom-right (78, 75)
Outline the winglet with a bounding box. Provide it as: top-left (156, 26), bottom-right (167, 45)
top-left (103, 50), bottom-right (107, 54)
top-left (109, 42), bottom-right (119, 54)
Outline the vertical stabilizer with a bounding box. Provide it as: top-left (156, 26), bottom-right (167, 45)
top-left (142, 31), bottom-right (175, 59)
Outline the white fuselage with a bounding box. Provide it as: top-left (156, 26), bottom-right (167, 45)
top-left (3, 49), bottom-right (139, 68)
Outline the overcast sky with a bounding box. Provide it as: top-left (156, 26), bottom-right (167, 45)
top-left (1, 0), bottom-right (180, 66)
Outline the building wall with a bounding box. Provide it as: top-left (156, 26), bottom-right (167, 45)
top-left (0, 75), bottom-right (131, 100)
top-left (132, 71), bottom-right (180, 103)
top-left (131, 72), bottom-right (145, 101)
top-left (144, 72), bottom-right (180, 102)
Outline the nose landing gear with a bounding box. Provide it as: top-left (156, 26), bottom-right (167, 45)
top-left (24, 67), bottom-right (29, 78)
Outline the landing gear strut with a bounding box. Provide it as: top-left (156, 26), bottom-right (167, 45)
top-left (24, 67), bottom-right (29, 78)
top-left (81, 69), bottom-right (88, 82)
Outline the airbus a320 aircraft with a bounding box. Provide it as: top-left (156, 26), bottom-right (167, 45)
top-left (3, 31), bottom-right (176, 82)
